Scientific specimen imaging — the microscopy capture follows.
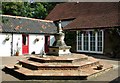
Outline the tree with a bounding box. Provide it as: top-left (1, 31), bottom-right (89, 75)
top-left (2, 2), bottom-right (60, 19)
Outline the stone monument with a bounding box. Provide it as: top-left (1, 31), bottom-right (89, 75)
top-left (48, 20), bottom-right (71, 56)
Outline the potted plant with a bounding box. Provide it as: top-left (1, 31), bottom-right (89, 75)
top-left (16, 42), bottom-right (20, 56)
top-left (16, 47), bottom-right (20, 56)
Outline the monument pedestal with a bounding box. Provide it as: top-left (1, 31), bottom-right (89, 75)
top-left (48, 32), bottom-right (71, 56)
top-left (48, 46), bottom-right (71, 56)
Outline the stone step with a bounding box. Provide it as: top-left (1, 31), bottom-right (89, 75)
top-left (18, 58), bottom-right (99, 70)
top-left (77, 57), bottom-right (100, 69)
top-left (4, 64), bottom-right (88, 76)
top-left (29, 55), bottom-right (88, 63)
top-left (19, 60), bottom-right (79, 70)
top-left (4, 62), bottom-right (113, 80)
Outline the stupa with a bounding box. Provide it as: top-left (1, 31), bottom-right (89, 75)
top-left (48, 20), bottom-right (71, 56)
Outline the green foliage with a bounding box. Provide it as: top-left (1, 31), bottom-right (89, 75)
top-left (64, 31), bottom-right (76, 52)
top-left (108, 28), bottom-right (120, 57)
top-left (2, 2), bottom-right (60, 19)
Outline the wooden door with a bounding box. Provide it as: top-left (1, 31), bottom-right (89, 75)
top-left (45, 36), bottom-right (50, 53)
top-left (22, 34), bottom-right (29, 54)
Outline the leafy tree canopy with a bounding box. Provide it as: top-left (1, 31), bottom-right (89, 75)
top-left (2, 2), bottom-right (59, 19)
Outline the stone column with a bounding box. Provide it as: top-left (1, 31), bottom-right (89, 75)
top-left (58, 20), bottom-right (63, 33)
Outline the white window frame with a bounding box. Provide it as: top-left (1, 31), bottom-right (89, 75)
top-left (77, 30), bottom-right (104, 54)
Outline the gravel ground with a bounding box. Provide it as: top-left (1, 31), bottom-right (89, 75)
top-left (0, 55), bottom-right (120, 83)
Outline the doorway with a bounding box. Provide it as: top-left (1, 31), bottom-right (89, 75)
top-left (44, 36), bottom-right (50, 53)
top-left (22, 34), bottom-right (29, 54)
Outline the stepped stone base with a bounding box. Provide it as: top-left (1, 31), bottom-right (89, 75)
top-left (4, 54), bottom-right (113, 80)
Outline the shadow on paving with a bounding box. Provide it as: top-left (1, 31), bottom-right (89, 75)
top-left (109, 76), bottom-right (120, 83)
top-left (77, 52), bottom-right (120, 61)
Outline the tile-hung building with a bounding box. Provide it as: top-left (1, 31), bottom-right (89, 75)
top-left (0, 15), bottom-right (57, 57)
top-left (46, 2), bottom-right (120, 57)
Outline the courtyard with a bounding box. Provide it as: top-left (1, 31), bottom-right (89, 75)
top-left (0, 54), bottom-right (120, 83)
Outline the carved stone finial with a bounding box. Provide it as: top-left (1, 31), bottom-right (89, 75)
top-left (58, 20), bottom-right (63, 33)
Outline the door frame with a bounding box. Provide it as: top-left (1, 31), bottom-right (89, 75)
top-left (22, 34), bottom-right (29, 54)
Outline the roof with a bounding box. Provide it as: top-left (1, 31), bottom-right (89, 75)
top-left (64, 13), bottom-right (119, 30)
top-left (46, 2), bottom-right (120, 30)
top-left (1, 15), bottom-right (57, 34)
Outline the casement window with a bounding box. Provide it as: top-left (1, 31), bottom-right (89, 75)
top-left (77, 30), bottom-right (103, 54)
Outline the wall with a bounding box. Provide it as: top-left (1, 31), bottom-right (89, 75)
top-left (29, 34), bottom-right (45, 54)
top-left (0, 33), bottom-right (55, 56)
top-left (12, 34), bottom-right (22, 56)
top-left (29, 34), bottom-right (55, 54)
top-left (0, 33), bottom-right (12, 57)
top-left (104, 29), bottom-right (120, 57)
top-left (104, 30), bottom-right (112, 55)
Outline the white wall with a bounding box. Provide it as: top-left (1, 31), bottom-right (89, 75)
top-left (0, 33), bottom-right (12, 57)
top-left (12, 34), bottom-right (22, 55)
top-left (29, 34), bottom-right (45, 54)
top-left (0, 33), bottom-right (55, 56)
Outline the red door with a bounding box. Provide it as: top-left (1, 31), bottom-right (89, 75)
top-left (22, 34), bottom-right (29, 54)
top-left (45, 36), bottom-right (50, 53)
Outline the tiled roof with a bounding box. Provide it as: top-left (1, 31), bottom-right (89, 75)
top-left (46, 2), bottom-right (120, 29)
top-left (46, 2), bottom-right (119, 21)
top-left (64, 13), bottom-right (119, 30)
top-left (1, 15), bottom-right (57, 34)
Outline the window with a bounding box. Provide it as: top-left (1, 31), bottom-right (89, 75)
top-left (23, 35), bottom-right (28, 45)
top-left (77, 30), bottom-right (103, 53)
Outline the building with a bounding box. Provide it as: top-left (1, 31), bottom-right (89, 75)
top-left (46, 2), bottom-right (120, 57)
top-left (0, 15), bottom-right (57, 57)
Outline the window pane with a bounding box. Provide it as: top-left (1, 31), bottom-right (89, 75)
top-left (83, 32), bottom-right (88, 51)
top-left (97, 31), bottom-right (102, 52)
top-left (77, 31), bottom-right (82, 50)
top-left (90, 31), bottom-right (95, 51)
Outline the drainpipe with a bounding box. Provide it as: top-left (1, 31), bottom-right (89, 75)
top-left (11, 33), bottom-right (13, 56)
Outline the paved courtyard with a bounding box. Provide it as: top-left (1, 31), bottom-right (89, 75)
top-left (0, 54), bottom-right (120, 83)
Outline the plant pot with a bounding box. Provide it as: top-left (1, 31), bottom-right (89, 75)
top-left (16, 52), bottom-right (19, 56)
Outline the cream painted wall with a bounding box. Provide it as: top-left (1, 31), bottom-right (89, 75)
top-left (0, 33), bottom-right (55, 56)
top-left (0, 33), bottom-right (12, 57)
top-left (29, 35), bottom-right (55, 55)
top-left (12, 34), bottom-right (22, 56)
top-left (29, 34), bottom-right (45, 54)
